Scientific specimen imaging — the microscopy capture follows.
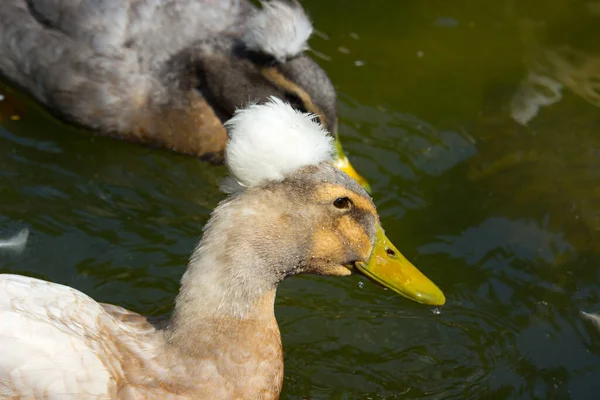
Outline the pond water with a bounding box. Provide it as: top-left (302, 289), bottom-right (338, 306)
top-left (1, 0), bottom-right (600, 398)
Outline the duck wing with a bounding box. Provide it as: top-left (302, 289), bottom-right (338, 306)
top-left (16, 0), bottom-right (251, 60)
top-left (0, 274), bottom-right (154, 398)
top-left (20, 0), bottom-right (128, 56)
top-left (1, 1), bottom-right (154, 133)
top-left (101, 302), bottom-right (170, 330)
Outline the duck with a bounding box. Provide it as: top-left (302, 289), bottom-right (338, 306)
top-left (0, 98), bottom-right (445, 399)
top-left (0, 0), bottom-right (369, 190)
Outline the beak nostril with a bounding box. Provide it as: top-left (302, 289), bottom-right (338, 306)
top-left (386, 248), bottom-right (396, 257)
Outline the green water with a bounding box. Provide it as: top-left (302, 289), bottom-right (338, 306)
top-left (1, 0), bottom-right (600, 398)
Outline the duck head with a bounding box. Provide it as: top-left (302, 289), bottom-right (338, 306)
top-left (183, 1), bottom-right (370, 191)
top-left (210, 98), bottom-right (445, 306)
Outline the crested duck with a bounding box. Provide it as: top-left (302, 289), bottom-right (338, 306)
top-left (0, 98), bottom-right (444, 399)
top-left (0, 0), bottom-right (369, 189)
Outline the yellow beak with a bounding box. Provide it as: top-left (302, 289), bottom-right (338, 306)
top-left (355, 225), bottom-right (446, 306)
top-left (331, 134), bottom-right (371, 193)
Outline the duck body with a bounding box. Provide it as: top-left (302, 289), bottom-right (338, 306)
top-left (0, 274), bottom-right (282, 399)
top-left (0, 99), bottom-right (445, 399)
top-left (0, 0), bottom-right (335, 162)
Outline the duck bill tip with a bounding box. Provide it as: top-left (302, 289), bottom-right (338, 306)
top-left (356, 226), bottom-right (446, 306)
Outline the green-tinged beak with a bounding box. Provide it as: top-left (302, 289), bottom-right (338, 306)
top-left (331, 134), bottom-right (371, 194)
top-left (355, 225), bottom-right (446, 306)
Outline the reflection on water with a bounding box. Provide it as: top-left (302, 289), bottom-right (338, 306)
top-left (0, 228), bottom-right (29, 254)
top-left (420, 217), bottom-right (573, 266)
top-left (2, 0), bottom-right (600, 398)
top-left (510, 1), bottom-right (600, 125)
top-left (581, 311), bottom-right (600, 334)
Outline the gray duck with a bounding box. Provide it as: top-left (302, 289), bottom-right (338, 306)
top-left (0, 0), bottom-right (369, 188)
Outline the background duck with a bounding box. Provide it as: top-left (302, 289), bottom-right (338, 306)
top-left (0, 98), bottom-right (444, 399)
top-left (0, 0), bottom-right (369, 189)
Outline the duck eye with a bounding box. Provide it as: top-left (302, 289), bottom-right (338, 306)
top-left (333, 197), bottom-right (351, 209)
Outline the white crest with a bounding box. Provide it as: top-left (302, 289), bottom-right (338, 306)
top-left (224, 97), bottom-right (333, 188)
top-left (242, 1), bottom-right (313, 63)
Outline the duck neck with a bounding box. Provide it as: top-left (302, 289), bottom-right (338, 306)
top-left (166, 197), bottom-right (283, 352)
top-left (163, 202), bottom-right (284, 397)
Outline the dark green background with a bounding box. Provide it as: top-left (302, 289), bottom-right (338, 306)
top-left (1, 0), bottom-right (600, 398)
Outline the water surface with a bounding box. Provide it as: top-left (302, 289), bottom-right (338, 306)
top-left (2, 0), bottom-right (600, 398)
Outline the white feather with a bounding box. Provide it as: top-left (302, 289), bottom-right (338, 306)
top-left (0, 274), bottom-right (115, 397)
top-left (224, 97), bottom-right (333, 188)
top-left (242, 0), bottom-right (313, 62)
